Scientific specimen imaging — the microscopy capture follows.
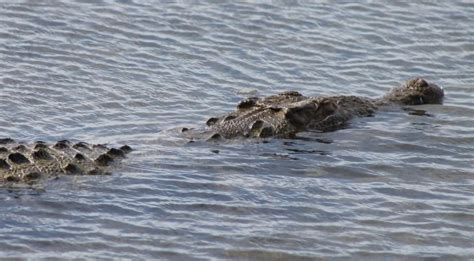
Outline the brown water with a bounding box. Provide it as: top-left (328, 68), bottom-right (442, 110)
top-left (0, 1), bottom-right (473, 260)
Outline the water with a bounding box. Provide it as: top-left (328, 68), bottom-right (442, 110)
top-left (1, 1), bottom-right (473, 260)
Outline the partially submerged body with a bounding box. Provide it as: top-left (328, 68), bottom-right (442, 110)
top-left (0, 139), bottom-right (131, 183)
top-left (184, 78), bottom-right (444, 139)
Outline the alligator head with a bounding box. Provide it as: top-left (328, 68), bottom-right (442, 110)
top-left (384, 78), bottom-right (444, 105)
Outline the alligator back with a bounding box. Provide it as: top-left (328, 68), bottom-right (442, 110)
top-left (0, 138), bottom-right (132, 183)
top-left (204, 92), bottom-right (339, 139)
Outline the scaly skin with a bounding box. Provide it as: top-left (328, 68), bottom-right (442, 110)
top-left (195, 78), bottom-right (443, 139)
top-left (0, 139), bottom-right (132, 183)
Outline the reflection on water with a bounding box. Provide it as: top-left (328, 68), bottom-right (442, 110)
top-left (1, 1), bottom-right (474, 259)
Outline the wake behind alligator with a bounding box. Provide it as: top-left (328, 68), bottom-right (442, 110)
top-left (1, 78), bottom-right (443, 184)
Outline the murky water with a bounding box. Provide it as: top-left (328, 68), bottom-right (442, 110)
top-left (1, 1), bottom-right (473, 260)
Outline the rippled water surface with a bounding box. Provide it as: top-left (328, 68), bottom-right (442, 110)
top-left (1, 1), bottom-right (473, 260)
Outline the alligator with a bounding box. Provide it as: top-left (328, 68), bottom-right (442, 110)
top-left (184, 78), bottom-right (444, 139)
top-left (1, 78), bottom-right (442, 184)
top-left (0, 139), bottom-right (132, 183)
